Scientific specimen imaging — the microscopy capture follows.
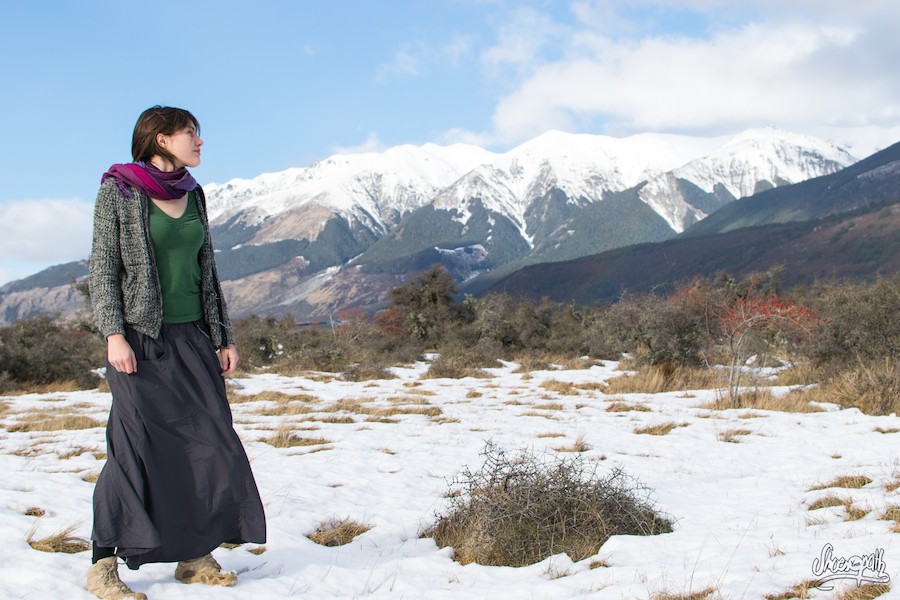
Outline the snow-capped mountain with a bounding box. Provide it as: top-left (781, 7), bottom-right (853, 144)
top-left (190, 128), bottom-right (859, 318)
top-left (206, 128), bottom-right (853, 247)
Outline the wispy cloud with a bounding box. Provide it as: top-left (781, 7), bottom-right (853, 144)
top-left (376, 50), bottom-right (422, 83)
top-left (450, 1), bottom-right (900, 154)
top-left (0, 198), bottom-right (93, 285)
top-left (331, 132), bottom-right (386, 155)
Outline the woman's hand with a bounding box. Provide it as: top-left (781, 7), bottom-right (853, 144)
top-left (219, 344), bottom-right (239, 376)
top-left (107, 333), bottom-right (137, 374)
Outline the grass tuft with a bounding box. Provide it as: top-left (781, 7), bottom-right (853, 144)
top-left (634, 422), bottom-right (688, 436)
top-left (307, 518), bottom-right (371, 547)
top-left (809, 475), bottom-right (872, 491)
top-left (555, 433), bottom-right (591, 453)
top-left (26, 522), bottom-right (90, 554)
top-left (652, 588), bottom-right (717, 600)
top-left (8, 414), bottom-right (104, 433)
top-left (717, 428), bottom-right (752, 443)
top-left (835, 584), bottom-right (891, 600)
top-left (262, 424), bottom-right (331, 448)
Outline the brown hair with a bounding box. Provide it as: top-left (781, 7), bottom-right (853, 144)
top-left (131, 105), bottom-right (200, 163)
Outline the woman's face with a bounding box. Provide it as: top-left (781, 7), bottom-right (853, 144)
top-left (155, 124), bottom-right (203, 170)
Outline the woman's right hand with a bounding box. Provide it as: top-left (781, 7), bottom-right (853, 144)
top-left (107, 333), bottom-right (137, 374)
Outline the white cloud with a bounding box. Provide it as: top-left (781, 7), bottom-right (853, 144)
top-left (454, 2), bottom-right (900, 152)
top-left (0, 198), bottom-right (93, 285)
top-left (376, 50), bottom-right (421, 83)
top-left (331, 132), bottom-right (385, 155)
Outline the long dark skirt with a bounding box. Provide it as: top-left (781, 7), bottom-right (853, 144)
top-left (92, 322), bottom-right (266, 570)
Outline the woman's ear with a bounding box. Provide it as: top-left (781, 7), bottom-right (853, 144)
top-left (156, 132), bottom-right (168, 149)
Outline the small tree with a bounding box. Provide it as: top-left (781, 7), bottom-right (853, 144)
top-left (716, 290), bottom-right (822, 406)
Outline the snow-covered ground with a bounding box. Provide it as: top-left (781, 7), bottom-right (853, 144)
top-left (1, 359), bottom-right (898, 599)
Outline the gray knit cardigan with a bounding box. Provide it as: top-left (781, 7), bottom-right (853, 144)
top-left (89, 180), bottom-right (235, 349)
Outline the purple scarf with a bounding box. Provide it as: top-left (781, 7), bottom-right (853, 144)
top-left (101, 161), bottom-right (197, 200)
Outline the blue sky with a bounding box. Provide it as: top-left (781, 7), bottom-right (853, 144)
top-left (2, 0), bottom-right (899, 285)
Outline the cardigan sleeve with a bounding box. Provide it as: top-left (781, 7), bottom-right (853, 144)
top-left (88, 182), bottom-right (127, 340)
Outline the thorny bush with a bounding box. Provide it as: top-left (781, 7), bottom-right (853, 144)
top-left (425, 442), bottom-right (673, 567)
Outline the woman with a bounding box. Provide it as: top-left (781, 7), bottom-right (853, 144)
top-left (87, 106), bottom-right (266, 600)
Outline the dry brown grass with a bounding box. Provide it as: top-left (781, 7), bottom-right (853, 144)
top-left (772, 363), bottom-right (821, 386)
top-left (81, 472), bottom-right (100, 483)
top-left (255, 403), bottom-right (317, 417)
top-left (652, 588), bottom-right (717, 600)
top-left (555, 433), bottom-right (591, 453)
top-left (885, 480), bottom-right (900, 493)
top-left (532, 402), bottom-right (565, 411)
top-left (604, 365), bottom-right (717, 394)
top-left (697, 389), bottom-right (822, 413)
top-left (262, 424), bottom-right (331, 448)
top-left (717, 428), bottom-right (752, 443)
top-left (521, 411), bottom-right (559, 420)
top-left (26, 522), bottom-right (90, 554)
top-left (466, 390), bottom-right (483, 398)
top-left (765, 580), bottom-right (818, 600)
top-left (788, 361), bottom-right (899, 416)
top-left (880, 505), bottom-right (900, 522)
top-left (808, 495), bottom-right (848, 510)
top-left (19, 381), bottom-right (85, 394)
top-left (7, 413), bottom-right (104, 433)
top-left (316, 416), bottom-right (356, 424)
top-left (536, 432), bottom-right (565, 438)
top-left (835, 584), bottom-right (891, 600)
top-left (634, 422), bottom-right (688, 436)
top-left (606, 402), bottom-right (651, 413)
top-left (874, 427), bottom-right (900, 434)
top-left (307, 518), bottom-right (371, 547)
top-left (809, 475), bottom-right (872, 491)
top-left (588, 559), bottom-right (608, 569)
top-left (539, 380), bottom-right (580, 395)
top-left (24, 507), bottom-right (45, 517)
top-left (57, 446), bottom-right (101, 460)
top-left (237, 390), bottom-right (318, 404)
top-left (247, 545), bottom-right (267, 555)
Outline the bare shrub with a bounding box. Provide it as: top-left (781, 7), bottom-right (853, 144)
top-left (307, 518), bottom-right (371, 547)
top-left (425, 442), bottom-right (672, 567)
top-left (810, 275), bottom-right (900, 366)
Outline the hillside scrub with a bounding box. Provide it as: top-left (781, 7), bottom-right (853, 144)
top-left (0, 317), bottom-right (103, 392)
top-left (2, 267), bottom-right (896, 398)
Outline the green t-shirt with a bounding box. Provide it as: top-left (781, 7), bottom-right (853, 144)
top-left (148, 190), bottom-right (204, 323)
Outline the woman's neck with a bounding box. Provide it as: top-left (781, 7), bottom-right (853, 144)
top-left (150, 156), bottom-right (179, 172)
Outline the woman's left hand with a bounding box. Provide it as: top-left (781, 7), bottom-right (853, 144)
top-left (219, 344), bottom-right (239, 376)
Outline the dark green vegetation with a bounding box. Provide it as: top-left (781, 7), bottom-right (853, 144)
top-left (489, 201), bottom-right (900, 305)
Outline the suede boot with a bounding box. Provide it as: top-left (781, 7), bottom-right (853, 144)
top-left (174, 553), bottom-right (237, 586)
top-left (86, 556), bottom-right (148, 600)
